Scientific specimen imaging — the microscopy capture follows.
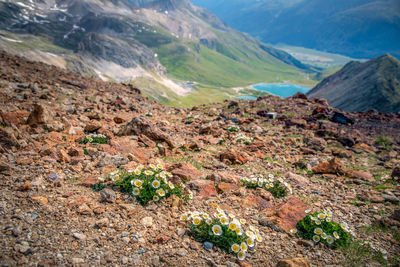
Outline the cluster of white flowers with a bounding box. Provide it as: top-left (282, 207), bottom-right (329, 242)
top-left (234, 133), bottom-right (252, 143)
top-left (362, 241), bottom-right (388, 260)
top-left (241, 174), bottom-right (292, 194)
top-left (180, 207), bottom-right (262, 260)
top-left (84, 133), bottom-right (107, 143)
top-left (107, 164), bottom-right (193, 202)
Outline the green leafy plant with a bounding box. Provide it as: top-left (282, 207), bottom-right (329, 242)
top-left (83, 148), bottom-right (89, 155)
top-left (181, 208), bottom-right (262, 261)
top-left (80, 134), bottom-right (108, 144)
top-left (218, 139), bottom-right (226, 145)
top-left (292, 210), bottom-right (353, 248)
top-left (92, 182), bottom-right (106, 192)
top-left (240, 174), bottom-right (292, 198)
top-left (374, 136), bottom-right (393, 151)
top-left (102, 164), bottom-right (193, 205)
top-left (225, 126), bottom-right (239, 132)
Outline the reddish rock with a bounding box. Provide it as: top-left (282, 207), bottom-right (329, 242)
top-left (154, 234), bottom-right (171, 244)
top-left (219, 151), bottom-right (248, 165)
top-left (58, 149), bottom-right (71, 163)
top-left (277, 257), bottom-right (311, 267)
top-left (113, 117), bottom-right (125, 124)
top-left (332, 149), bottom-right (352, 158)
top-left (266, 197), bottom-right (308, 232)
top-left (312, 158), bottom-right (346, 175)
top-left (26, 103), bottom-right (52, 127)
top-left (237, 260), bottom-right (253, 267)
top-left (243, 195), bottom-right (272, 211)
top-left (168, 162), bottom-right (202, 181)
top-left (110, 137), bottom-right (137, 154)
top-left (217, 182), bottom-right (239, 194)
top-left (19, 182), bottom-right (32, 191)
top-left (346, 170), bottom-right (375, 182)
top-left (68, 147), bottom-right (84, 157)
top-left (84, 120), bottom-right (102, 132)
top-left (188, 179), bottom-right (217, 198)
top-left (41, 132), bottom-right (63, 144)
top-left (353, 143), bottom-right (375, 153)
top-left (118, 116), bottom-right (176, 148)
top-left (138, 134), bottom-right (156, 148)
top-left (81, 177), bottom-right (99, 187)
top-left (32, 196), bottom-right (49, 205)
top-left (284, 172), bottom-right (309, 186)
top-left (0, 127), bottom-right (19, 148)
top-left (292, 92), bottom-right (308, 100)
top-left (68, 196), bottom-right (89, 207)
top-left (78, 204), bottom-right (92, 215)
top-left (1, 110), bottom-right (29, 126)
top-left (286, 118), bottom-right (307, 128)
top-left (392, 166), bottom-right (400, 179)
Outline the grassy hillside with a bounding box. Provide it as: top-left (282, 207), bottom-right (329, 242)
top-left (155, 31), bottom-right (313, 88)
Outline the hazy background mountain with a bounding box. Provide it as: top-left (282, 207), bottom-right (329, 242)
top-left (192, 0), bottom-right (400, 59)
top-left (0, 0), bottom-right (316, 105)
top-left (307, 54), bottom-right (400, 113)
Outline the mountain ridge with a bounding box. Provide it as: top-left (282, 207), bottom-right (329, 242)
top-left (192, 0), bottom-right (400, 59)
top-left (307, 54), bottom-right (400, 113)
top-left (0, 0), bottom-right (314, 105)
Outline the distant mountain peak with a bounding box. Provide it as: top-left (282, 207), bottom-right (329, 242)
top-left (307, 54), bottom-right (400, 113)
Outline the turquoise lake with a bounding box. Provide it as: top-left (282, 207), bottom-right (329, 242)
top-left (252, 83), bottom-right (310, 98)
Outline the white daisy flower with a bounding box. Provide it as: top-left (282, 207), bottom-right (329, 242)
top-left (231, 243), bottom-right (240, 253)
top-left (212, 225), bottom-right (222, 236)
top-left (313, 235), bottom-right (320, 242)
top-left (326, 235), bottom-right (334, 245)
top-left (240, 242), bottom-right (248, 252)
top-left (246, 238), bottom-right (255, 248)
top-left (151, 180), bottom-right (160, 188)
top-left (237, 251), bottom-right (246, 261)
top-left (132, 187), bottom-right (140, 196)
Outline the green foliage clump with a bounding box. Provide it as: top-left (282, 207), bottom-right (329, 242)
top-left (240, 175), bottom-right (291, 198)
top-left (80, 134), bottom-right (108, 144)
top-left (341, 240), bottom-right (388, 265)
top-left (294, 210), bottom-right (353, 248)
top-left (225, 126), bottom-right (239, 132)
top-left (91, 182), bottom-right (106, 192)
top-left (181, 208), bottom-right (262, 261)
top-left (104, 164), bottom-right (192, 205)
top-left (374, 136), bottom-right (393, 151)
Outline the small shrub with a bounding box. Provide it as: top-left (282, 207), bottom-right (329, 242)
top-left (92, 182), bottom-right (106, 192)
top-left (292, 210), bottom-right (353, 248)
top-left (80, 133), bottom-right (108, 144)
top-left (240, 174), bottom-right (292, 198)
top-left (181, 208), bottom-right (262, 261)
top-left (218, 139), bottom-right (226, 145)
top-left (374, 136), bottom-right (393, 151)
top-left (101, 164), bottom-right (193, 205)
top-left (235, 133), bottom-right (252, 145)
top-left (225, 126), bottom-right (239, 132)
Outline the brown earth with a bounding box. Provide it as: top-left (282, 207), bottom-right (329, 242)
top-left (0, 51), bottom-right (400, 266)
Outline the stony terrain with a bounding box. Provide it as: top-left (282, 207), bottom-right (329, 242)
top-left (0, 50), bottom-right (400, 266)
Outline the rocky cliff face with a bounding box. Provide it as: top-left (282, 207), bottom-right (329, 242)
top-left (307, 54), bottom-right (400, 114)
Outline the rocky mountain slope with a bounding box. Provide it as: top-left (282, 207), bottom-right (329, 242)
top-left (1, 51), bottom-right (400, 266)
top-left (307, 54), bottom-right (400, 114)
top-left (192, 0), bottom-right (400, 59)
top-left (0, 0), bottom-right (313, 104)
